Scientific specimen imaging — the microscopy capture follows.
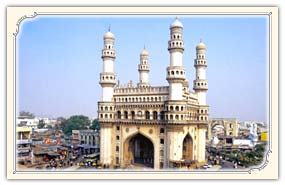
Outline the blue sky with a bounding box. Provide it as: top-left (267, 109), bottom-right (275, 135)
top-left (18, 15), bottom-right (268, 122)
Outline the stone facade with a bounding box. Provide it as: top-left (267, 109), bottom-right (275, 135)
top-left (98, 18), bottom-right (209, 169)
top-left (208, 118), bottom-right (239, 140)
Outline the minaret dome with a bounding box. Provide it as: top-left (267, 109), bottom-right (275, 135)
top-left (170, 17), bottom-right (183, 28)
top-left (140, 48), bottom-right (149, 56)
top-left (196, 40), bottom-right (206, 50)
top-left (104, 31), bottom-right (115, 39)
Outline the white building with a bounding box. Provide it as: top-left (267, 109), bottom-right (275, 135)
top-left (98, 18), bottom-right (209, 169)
top-left (17, 116), bottom-right (39, 129)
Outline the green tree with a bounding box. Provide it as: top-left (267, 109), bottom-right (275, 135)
top-left (37, 119), bottom-right (45, 129)
top-left (61, 115), bottom-right (90, 136)
top-left (56, 117), bottom-right (66, 130)
top-left (90, 119), bottom-right (100, 131)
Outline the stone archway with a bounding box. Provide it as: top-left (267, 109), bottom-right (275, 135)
top-left (211, 123), bottom-right (226, 137)
top-left (124, 133), bottom-right (154, 168)
top-left (182, 134), bottom-right (193, 161)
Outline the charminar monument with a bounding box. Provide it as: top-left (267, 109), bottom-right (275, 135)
top-left (98, 18), bottom-right (209, 169)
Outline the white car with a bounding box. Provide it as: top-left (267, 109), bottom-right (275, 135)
top-left (203, 164), bottom-right (213, 169)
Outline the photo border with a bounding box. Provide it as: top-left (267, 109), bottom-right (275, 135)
top-left (6, 6), bottom-right (279, 179)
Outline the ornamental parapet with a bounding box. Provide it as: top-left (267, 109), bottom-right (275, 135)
top-left (193, 79), bottom-right (208, 90)
top-left (101, 49), bottom-right (116, 59)
top-left (168, 40), bottom-right (184, 51)
top-left (166, 66), bottom-right (186, 81)
top-left (99, 72), bottom-right (116, 86)
top-left (194, 59), bottom-right (207, 67)
top-left (138, 64), bottom-right (150, 72)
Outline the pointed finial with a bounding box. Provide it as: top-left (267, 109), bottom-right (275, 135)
top-left (176, 16), bottom-right (178, 20)
top-left (144, 44), bottom-right (146, 50)
top-left (200, 38), bottom-right (202, 43)
top-left (108, 25), bottom-right (111, 32)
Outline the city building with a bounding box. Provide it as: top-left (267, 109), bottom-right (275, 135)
top-left (208, 118), bottom-right (239, 140)
top-left (72, 130), bottom-right (100, 154)
top-left (17, 116), bottom-right (39, 129)
top-left (98, 18), bottom-right (209, 169)
top-left (17, 127), bottom-right (32, 164)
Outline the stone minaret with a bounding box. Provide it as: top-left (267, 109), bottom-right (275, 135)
top-left (99, 29), bottom-right (116, 166)
top-left (194, 40), bottom-right (208, 105)
top-left (166, 17), bottom-right (186, 100)
top-left (137, 47), bottom-right (150, 88)
top-left (100, 29), bottom-right (116, 102)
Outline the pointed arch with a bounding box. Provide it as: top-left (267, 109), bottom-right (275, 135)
top-left (182, 133), bottom-right (193, 161)
top-left (123, 132), bottom-right (154, 168)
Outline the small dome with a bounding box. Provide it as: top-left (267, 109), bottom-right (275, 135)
top-left (196, 41), bottom-right (206, 50)
top-left (170, 17), bottom-right (183, 28)
top-left (140, 48), bottom-right (149, 56)
top-left (104, 31), bottom-right (114, 39)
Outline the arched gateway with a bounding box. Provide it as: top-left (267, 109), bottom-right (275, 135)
top-left (124, 133), bottom-right (154, 168)
top-left (182, 134), bottom-right (193, 161)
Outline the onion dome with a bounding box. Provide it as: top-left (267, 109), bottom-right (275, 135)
top-left (170, 17), bottom-right (183, 28)
top-left (140, 47), bottom-right (149, 56)
top-left (104, 31), bottom-right (114, 39)
top-left (196, 40), bottom-right (206, 50)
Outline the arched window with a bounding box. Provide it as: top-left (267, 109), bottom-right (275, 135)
top-left (145, 111), bottom-right (150, 120)
top-left (175, 106), bottom-right (179, 111)
top-left (153, 111), bottom-right (158, 120)
top-left (104, 114), bottom-right (108, 119)
top-left (117, 111), bottom-right (121, 119)
top-left (105, 106), bottom-right (108, 111)
top-left (171, 71), bottom-right (174, 75)
top-left (160, 111), bottom-right (165, 120)
top-left (181, 106), bottom-right (184, 111)
top-left (175, 115), bottom-right (179, 120)
top-left (131, 111), bottom-right (135, 119)
top-left (100, 114), bottom-right (103, 118)
top-left (170, 106), bottom-right (173, 111)
top-left (160, 128), bottom-right (165, 134)
top-left (124, 111), bottom-right (128, 119)
top-left (170, 115), bottom-right (173, 120)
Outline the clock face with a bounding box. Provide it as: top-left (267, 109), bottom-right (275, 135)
top-left (138, 111), bottom-right (142, 117)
